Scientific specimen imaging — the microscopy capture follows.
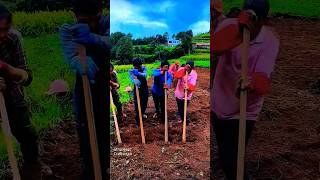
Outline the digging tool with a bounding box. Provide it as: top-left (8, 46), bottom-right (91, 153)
top-left (78, 45), bottom-right (102, 180)
top-left (0, 92), bottom-right (21, 180)
top-left (182, 71), bottom-right (189, 143)
top-left (236, 28), bottom-right (250, 180)
top-left (134, 77), bottom-right (146, 144)
top-left (110, 89), bottom-right (122, 144)
top-left (164, 70), bottom-right (168, 143)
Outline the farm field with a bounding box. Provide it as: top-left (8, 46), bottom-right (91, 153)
top-left (108, 17), bottom-right (320, 179)
top-left (0, 0), bottom-right (319, 179)
top-left (110, 67), bottom-right (210, 179)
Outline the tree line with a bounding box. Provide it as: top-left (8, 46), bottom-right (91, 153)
top-left (111, 30), bottom-right (194, 65)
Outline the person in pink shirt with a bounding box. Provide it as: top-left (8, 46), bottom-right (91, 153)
top-left (169, 60), bottom-right (180, 89)
top-left (211, 0), bottom-right (279, 179)
top-left (168, 60), bottom-right (180, 75)
top-left (174, 60), bottom-right (197, 125)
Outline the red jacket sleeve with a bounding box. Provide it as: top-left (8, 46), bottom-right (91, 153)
top-left (249, 72), bottom-right (270, 95)
top-left (174, 68), bottom-right (186, 79)
top-left (188, 84), bottom-right (196, 92)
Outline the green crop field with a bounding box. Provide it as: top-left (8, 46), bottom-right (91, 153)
top-left (193, 33), bottom-right (210, 43)
top-left (223, 0), bottom-right (320, 18)
top-left (113, 51), bottom-right (210, 104)
top-left (0, 34), bottom-right (74, 176)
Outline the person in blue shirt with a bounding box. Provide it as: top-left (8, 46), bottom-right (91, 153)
top-left (151, 61), bottom-right (173, 123)
top-left (129, 58), bottom-right (149, 126)
top-left (59, 0), bottom-right (109, 179)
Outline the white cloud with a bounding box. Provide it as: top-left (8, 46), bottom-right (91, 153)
top-left (156, 1), bottom-right (177, 13)
top-left (110, 0), bottom-right (169, 32)
top-left (188, 20), bottom-right (210, 35)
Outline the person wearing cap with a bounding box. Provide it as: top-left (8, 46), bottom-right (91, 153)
top-left (59, 0), bottom-right (109, 179)
top-left (174, 60), bottom-right (197, 124)
top-left (168, 60), bottom-right (180, 76)
top-left (168, 60), bottom-right (180, 89)
top-left (46, 79), bottom-right (70, 97)
top-left (129, 58), bottom-right (149, 126)
top-left (0, 3), bottom-right (53, 178)
top-left (110, 63), bottom-right (126, 122)
top-left (211, 0), bottom-right (279, 179)
top-left (151, 60), bottom-right (173, 122)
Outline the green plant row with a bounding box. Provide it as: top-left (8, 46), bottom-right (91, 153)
top-left (194, 49), bottom-right (210, 53)
top-left (179, 53), bottom-right (210, 62)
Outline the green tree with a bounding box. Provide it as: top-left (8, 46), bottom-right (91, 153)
top-left (110, 32), bottom-right (126, 46)
top-left (163, 32), bottom-right (169, 42)
top-left (176, 30), bottom-right (193, 55)
top-left (115, 36), bottom-right (134, 64)
top-left (154, 45), bottom-right (166, 60)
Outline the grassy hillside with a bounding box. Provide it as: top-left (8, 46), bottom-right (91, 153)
top-left (223, 0), bottom-right (320, 18)
top-left (0, 34), bottom-right (74, 173)
top-left (193, 33), bottom-right (210, 43)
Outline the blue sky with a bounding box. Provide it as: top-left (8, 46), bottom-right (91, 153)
top-left (110, 0), bottom-right (210, 38)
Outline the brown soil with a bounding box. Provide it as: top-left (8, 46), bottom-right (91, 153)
top-left (40, 121), bottom-right (82, 180)
top-left (110, 67), bottom-right (211, 179)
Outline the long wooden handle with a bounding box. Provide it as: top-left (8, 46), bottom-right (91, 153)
top-left (135, 81), bottom-right (146, 144)
top-left (78, 45), bottom-right (102, 180)
top-left (0, 93), bottom-right (21, 180)
top-left (164, 71), bottom-right (168, 143)
top-left (237, 28), bottom-right (250, 180)
top-left (182, 71), bottom-right (189, 143)
top-left (110, 90), bottom-right (122, 144)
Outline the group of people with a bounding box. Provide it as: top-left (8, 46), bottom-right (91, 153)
top-left (110, 58), bottom-right (198, 127)
top-left (0, 0), bottom-right (281, 179)
top-left (211, 0), bottom-right (279, 179)
top-left (1, 0), bottom-right (109, 179)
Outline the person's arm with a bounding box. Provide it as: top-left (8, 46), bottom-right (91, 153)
top-left (59, 24), bottom-right (99, 82)
top-left (187, 72), bottom-right (197, 92)
top-left (60, 24), bottom-right (81, 67)
top-left (250, 35), bottom-right (280, 95)
top-left (137, 66), bottom-right (147, 78)
top-left (174, 67), bottom-right (187, 79)
top-left (212, 20), bottom-right (242, 55)
top-left (72, 16), bottom-right (111, 50)
top-left (128, 69), bottom-right (135, 84)
top-left (167, 72), bottom-right (173, 88)
top-left (152, 69), bottom-right (162, 77)
top-left (110, 72), bottom-right (120, 89)
top-left (13, 36), bottom-right (32, 86)
top-left (168, 64), bottom-right (174, 74)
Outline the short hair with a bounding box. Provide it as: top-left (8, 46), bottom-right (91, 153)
top-left (186, 60), bottom-right (194, 69)
top-left (160, 60), bottom-right (170, 68)
top-left (243, 0), bottom-right (270, 19)
top-left (71, 0), bottom-right (103, 16)
top-left (110, 63), bottom-right (114, 70)
top-left (0, 3), bottom-right (12, 24)
top-left (132, 58), bottom-right (142, 66)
